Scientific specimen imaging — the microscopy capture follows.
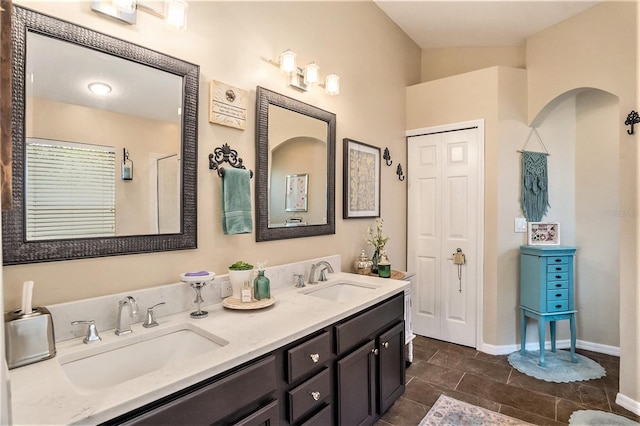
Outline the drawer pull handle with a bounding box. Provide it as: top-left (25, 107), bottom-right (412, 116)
top-left (309, 353), bottom-right (320, 363)
top-left (555, 259), bottom-right (562, 262)
top-left (555, 293), bottom-right (562, 297)
top-left (555, 267), bottom-right (562, 271)
top-left (556, 305), bottom-right (562, 309)
top-left (555, 275), bottom-right (562, 279)
top-left (371, 348), bottom-right (379, 355)
top-left (382, 341), bottom-right (390, 349)
top-left (555, 284), bottom-right (562, 288)
top-left (310, 391), bottom-right (321, 401)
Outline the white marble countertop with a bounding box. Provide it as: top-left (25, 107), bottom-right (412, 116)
top-left (8, 272), bottom-right (409, 425)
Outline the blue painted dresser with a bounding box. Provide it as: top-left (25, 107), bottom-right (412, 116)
top-left (519, 245), bottom-right (578, 366)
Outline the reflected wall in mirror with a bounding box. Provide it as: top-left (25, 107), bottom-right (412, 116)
top-left (255, 86), bottom-right (335, 241)
top-left (2, 6), bottom-right (199, 264)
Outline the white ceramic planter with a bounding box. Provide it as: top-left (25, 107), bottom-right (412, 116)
top-left (228, 269), bottom-right (254, 299)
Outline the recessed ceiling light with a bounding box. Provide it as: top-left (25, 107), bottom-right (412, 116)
top-left (88, 82), bottom-right (112, 95)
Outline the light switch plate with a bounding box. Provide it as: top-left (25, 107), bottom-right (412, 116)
top-left (515, 218), bottom-right (527, 233)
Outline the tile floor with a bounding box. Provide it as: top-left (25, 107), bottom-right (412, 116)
top-left (378, 336), bottom-right (640, 425)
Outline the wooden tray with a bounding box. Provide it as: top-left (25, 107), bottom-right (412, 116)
top-left (222, 296), bottom-right (276, 310)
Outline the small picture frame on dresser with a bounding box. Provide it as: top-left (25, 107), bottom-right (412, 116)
top-left (528, 222), bottom-right (560, 245)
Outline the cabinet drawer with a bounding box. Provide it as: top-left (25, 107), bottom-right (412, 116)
top-left (301, 404), bottom-right (332, 426)
top-left (546, 280), bottom-right (568, 290)
top-left (287, 331), bottom-right (331, 384)
top-left (547, 289), bottom-right (568, 301)
top-left (232, 400), bottom-right (279, 426)
top-left (547, 264), bottom-right (569, 273)
top-left (335, 293), bottom-right (404, 355)
top-left (547, 300), bottom-right (569, 312)
top-left (287, 368), bottom-right (331, 423)
top-left (548, 256), bottom-right (568, 265)
top-left (547, 272), bottom-right (568, 282)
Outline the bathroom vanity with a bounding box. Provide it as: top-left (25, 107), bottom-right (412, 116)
top-left (8, 272), bottom-right (409, 425)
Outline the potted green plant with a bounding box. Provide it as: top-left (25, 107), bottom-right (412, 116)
top-left (228, 261), bottom-right (254, 300)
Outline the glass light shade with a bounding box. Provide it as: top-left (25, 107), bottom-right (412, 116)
top-left (112, 0), bottom-right (136, 13)
top-left (303, 62), bottom-right (320, 85)
top-left (279, 49), bottom-right (296, 73)
top-left (324, 74), bottom-right (340, 95)
top-left (88, 82), bottom-right (112, 95)
top-left (165, 0), bottom-right (188, 31)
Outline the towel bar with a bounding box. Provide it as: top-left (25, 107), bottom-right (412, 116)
top-left (209, 143), bottom-right (253, 178)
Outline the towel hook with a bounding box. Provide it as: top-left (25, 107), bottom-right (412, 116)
top-left (625, 110), bottom-right (640, 135)
top-left (383, 147), bottom-right (392, 166)
top-left (396, 163), bottom-right (405, 181)
top-left (209, 143), bottom-right (253, 178)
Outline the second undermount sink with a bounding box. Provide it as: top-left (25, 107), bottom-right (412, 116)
top-left (59, 324), bottom-right (228, 391)
top-left (302, 281), bottom-right (378, 302)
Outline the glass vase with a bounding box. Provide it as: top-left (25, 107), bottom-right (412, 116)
top-left (371, 248), bottom-right (381, 274)
top-left (253, 270), bottom-right (271, 300)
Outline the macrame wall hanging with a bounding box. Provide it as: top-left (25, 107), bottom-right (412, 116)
top-left (519, 128), bottom-right (550, 222)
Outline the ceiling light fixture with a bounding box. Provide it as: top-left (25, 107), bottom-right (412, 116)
top-left (264, 50), bottom-right (340, 96)
top-left (88, 82), bottom-right (112, 96)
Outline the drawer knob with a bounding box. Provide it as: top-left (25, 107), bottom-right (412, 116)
top-left (371, 348), bottom-right (379, 355)
top-left (309, 353), bottom-right (320, 363)
top-left (382, 341), bottom-right (390, 349)
top-left (555, 275), bottom-right (562, 279)
top-left (310, 391), bottom-right (321, 401)
top-left (555, 259), bottom-right (562, 262)
top-left (555, 293), bottom-right (562, 297)
top-left (555, 267), bottom-right (562, 271)
top-left (555, 284), bottom-right (562, 288)
top-left (556, 304), bottom-right (562, 309)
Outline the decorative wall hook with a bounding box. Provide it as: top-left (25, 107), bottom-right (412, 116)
top-left (625, 110), bottom-right (640, 135)
top-left (396, 163), bottom-right (405, 181)
top-left (383, 147), bottom-right (392, 166)
top-left (209, 143), bottom-right (253, 178)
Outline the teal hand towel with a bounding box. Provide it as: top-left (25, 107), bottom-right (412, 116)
top-left (221, 168), bottom-right (253, 235)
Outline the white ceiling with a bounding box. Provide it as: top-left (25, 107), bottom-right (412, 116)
top-left (373, 0), bottom-right (603, 49)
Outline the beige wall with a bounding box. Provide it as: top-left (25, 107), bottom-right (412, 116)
top-left (3, 2), bottom-right (421, 308)
top-left (421, 46), bottom-right (525, 82)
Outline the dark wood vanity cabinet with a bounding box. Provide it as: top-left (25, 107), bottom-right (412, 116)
top-left (104, 293), bottom-right (405, 426)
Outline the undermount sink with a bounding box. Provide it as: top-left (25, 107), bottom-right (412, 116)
top-left (302, 281), bottom-right (378, 302)
top-left (59, 324), bottom-right (228, 391)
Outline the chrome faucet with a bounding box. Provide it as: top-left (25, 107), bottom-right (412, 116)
top-left (115, 296), bottom-right (139, 336)
top-left (308, 261), bottom-right (335, 284)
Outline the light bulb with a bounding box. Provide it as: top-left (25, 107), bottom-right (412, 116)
top-left (165, 0), bottom-right (188, 31)
top-left (279, 49), bottom-right (296, 73)
top-left (88, 82), bottom-right (112, 96)
top-left (324, 74), bottom-right (340, 95)
top-left (304, 62), bottom-right (319, 85)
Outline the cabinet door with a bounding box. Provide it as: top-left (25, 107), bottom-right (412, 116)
top-left (233, 400), bottom-right (279, 426)
top-left (337, 340), bottom-right (377, 426)
top-left (378, 321), bottom-right (405, 414)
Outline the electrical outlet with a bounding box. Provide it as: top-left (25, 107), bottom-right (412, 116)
top-left (220, 278), bottom-right (232, 298)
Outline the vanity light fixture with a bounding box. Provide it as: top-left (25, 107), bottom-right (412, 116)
top-left (88, 82), bottom-right (112, 96)
top-left (91, 0), bottom-right (188, 30)
top-left (265, 50), bottom-right (340, 96)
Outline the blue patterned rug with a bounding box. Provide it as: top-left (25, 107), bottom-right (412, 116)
top-left (508, 350), bottom-right (605, 383)
top-left (569, 410), bottom-right (639, 425)
top-left (419, 395), bottom-right (533, 425)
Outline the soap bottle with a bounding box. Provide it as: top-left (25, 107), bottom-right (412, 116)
top-left (377, 250), bottom-right (391, 278)
top-left (241, 281), bottom-right (252, 303)
top-left (253, 262), bottom-right (270, 300)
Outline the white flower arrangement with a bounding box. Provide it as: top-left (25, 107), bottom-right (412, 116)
top-left (366, 218), bottom-right (389, 250)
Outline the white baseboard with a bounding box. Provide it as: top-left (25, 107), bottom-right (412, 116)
top-left (478, 339), bottom-right (620, 356)
top-left (616, 393), bottom-right (640, 416)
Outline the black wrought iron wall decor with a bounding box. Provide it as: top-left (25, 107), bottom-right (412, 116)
top-left (209, 143), bottom-right (253, 178)
top-left (396, 163), bottom-right (405, 181)
top-left (383, 147), bottom-right (392, 166)
top-left (625, 110), bottom-right (640, 135)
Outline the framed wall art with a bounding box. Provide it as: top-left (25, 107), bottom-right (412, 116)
top-left (285, 173), bottom-right (308, 212)
top-left (527, 222), bottom-right (560, 245)
top-left (343, 138), bottom-right (380, 219)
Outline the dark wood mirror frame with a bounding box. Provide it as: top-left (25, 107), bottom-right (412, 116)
top-left (255, 86), bottom-right (336, 241)
top-left (2, 5), bottom-right (199, 265)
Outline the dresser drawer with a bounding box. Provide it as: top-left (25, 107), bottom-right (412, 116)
top-left (547, 263), bottom-right (569, 273)
top-left (287, 368), bottom-right (331, 423)
top-left (287, 331), bottom-right (331, 384)
top-left (547, 288), bottom-right (568, 301)
top-left (547, 272), bottom-right (568, 282)
top-left (548, 256), bottom-right (568, 265)
top-left (301, 404), bottom-right (332, 426)
top-left (547, 300), bottom-right (569, 312)
top-left (546, 280), bottom-right (568, 290)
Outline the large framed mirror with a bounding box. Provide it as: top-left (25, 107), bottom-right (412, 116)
top-left (2, 6), bottom-right (199, 264)
top-left (255, 86), bottom-right (335, 241)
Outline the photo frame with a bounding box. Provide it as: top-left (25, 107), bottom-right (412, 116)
top-left (285, 174), bottom-right (308, 212)
top-left (527, 222), bottom-right (560, 245)
top-left (343, 138), bottom-right (380, 219)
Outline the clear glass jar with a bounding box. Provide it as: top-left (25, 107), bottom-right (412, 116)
top-left (354, 249), bottom-right (373, 275)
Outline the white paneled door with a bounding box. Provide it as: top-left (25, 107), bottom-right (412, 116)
top-left (407, 123), bottom-right (483, 348)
